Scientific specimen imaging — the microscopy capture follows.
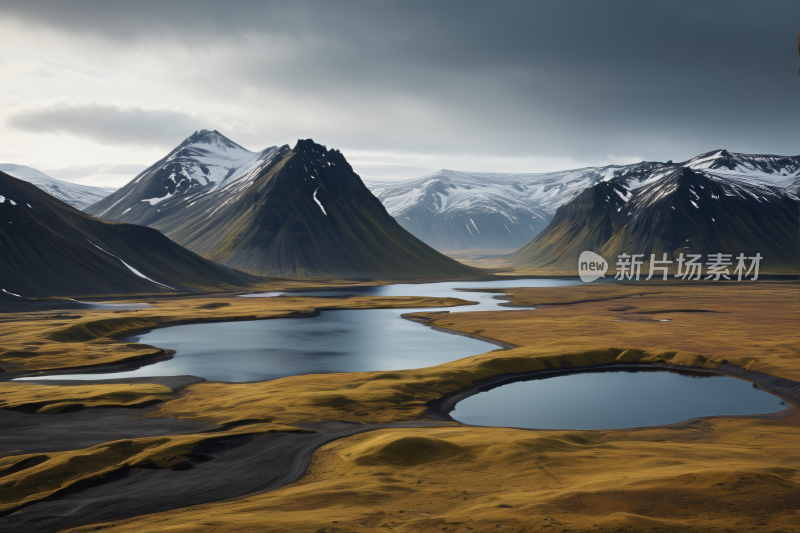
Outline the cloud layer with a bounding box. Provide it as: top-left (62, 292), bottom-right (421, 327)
top-left (7, 101), bottom-right (210, 147)
top-left (0, 0), bottom-right (798, 183)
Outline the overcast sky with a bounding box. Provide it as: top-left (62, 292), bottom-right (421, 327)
top-left (1, 1), bottom-right (798, 187)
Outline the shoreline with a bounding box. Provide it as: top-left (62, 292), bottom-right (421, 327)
top-left (0, 295), bottom-right (478, 381)
top-left (426, 361), bottom-right (800, 427)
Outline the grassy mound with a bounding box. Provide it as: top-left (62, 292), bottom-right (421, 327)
top-left (347, 433), bottom-right (465, 466)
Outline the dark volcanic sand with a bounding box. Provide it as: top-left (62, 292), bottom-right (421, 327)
top-left (0, 417), bottom-right (442, 533)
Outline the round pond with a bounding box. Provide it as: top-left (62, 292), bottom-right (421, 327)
top-left (450, 368), bottom-right (786, 430)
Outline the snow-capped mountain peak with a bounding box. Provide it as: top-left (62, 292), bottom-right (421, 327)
top-left (166, 130), bottom-right (254, 165)
top-left (364, 164), bottom-right (671, 250)
top-left (685, 149), bottom-right (800, 186)
top-left (86, 131), bottom-right (279, 223)
top-left (363, 150), bottom-right (799, 251)
top-left (0, 164), bottom-right (115, 210)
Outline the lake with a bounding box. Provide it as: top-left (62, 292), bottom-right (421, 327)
top-left (20, 279), bottom-right (577, 382)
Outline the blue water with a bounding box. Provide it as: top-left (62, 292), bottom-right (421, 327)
top-left (451, 368), bottom-right (785, 430)
top-left (20, 279), bottom-right (577, 382)
top-left (242, 278), bottom-right (581, 312)
top-left (16, 278), bottom-right (786, 429)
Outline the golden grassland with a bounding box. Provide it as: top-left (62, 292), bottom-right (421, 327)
top-left (64, 415), bottom-right (800, 533)
top-left (438, 280), bottom-right (800, 380)
top-left (1, 280), bottom-right (799, 531)
top-left (0, 382), bottom-right (174, 413)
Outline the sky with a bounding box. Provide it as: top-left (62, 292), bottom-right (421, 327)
top-left (0, 0), bottom-right (798, 188)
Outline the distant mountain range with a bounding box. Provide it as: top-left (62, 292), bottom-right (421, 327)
top-left (0, 171), bottom-right (260, 298)
top-left (366, 169), bottom-right (554, 250)
top-left (86, 132), bottom-right (478, 279)
top-left (80, 130), bottom-right (799, 277)
top-left (506, 153), bottom-right (800, 274)
top-left (0, 164), bottom-right (116, 211)
top-left (365, 150), bottom-right (800, 251)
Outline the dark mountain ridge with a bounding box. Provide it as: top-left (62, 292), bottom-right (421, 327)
top-left (89, 138), bottom-right (480, 279)
top-left (506, 167), bottom-right (800, 274)
top-left (0, 171), bottom-right (260, 298)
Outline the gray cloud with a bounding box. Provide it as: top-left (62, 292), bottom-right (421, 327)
top-left (2, 1), bottom-right (799, 165)
top-left (7, 101), bottom-right (209, 147)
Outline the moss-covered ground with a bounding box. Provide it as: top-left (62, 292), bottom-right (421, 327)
top-left (1, 280), bottom-right (798, 532)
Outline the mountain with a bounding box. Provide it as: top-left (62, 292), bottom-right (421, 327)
top-left (85, 129), bottom-right (270, 223)
top-left (366, 150), bottom-right (800, 252)
top-left (506, 165), bottom-right (800, 274)
top-left (0, 171), bottom-right (261, 298)
top-left (365, 163), bottom-right (671, 250)
top-left (366, 170), bottom-right (553, 250)
top-left (0, 164), bottom-right (116, 210)
top-left (684, 149), bottom-right (800, 183)
top-left (87, 136), bottom-right (479, 279)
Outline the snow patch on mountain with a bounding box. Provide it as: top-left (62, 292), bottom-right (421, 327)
top-left (88, 240), bottom-right (176, 290)
top-left (85, 131), bottom-right (283, 224)
top-left (366, 164), bottom-right (667, 221)
top-left (313, 187), bottom-right (327, 215)
top-left (686, 150), bottom-right (800, 188)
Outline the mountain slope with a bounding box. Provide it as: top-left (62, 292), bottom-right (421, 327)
top-left (503, 181), bottom-right (630, 270)
top-left (506, 167), bottom-right (800, 273)
top-left (367, 170), bottom-right (553, 249)
top-left (367, 150), bottom-right (800, 252)
top-left (0, 171), bottom-right (261, 298)
top-left (366, 163), bottom-right (669, 250)
top-left (160, 140), bottom-right (480, 278)
top-left (85, 130), bottom-right (272, 224)
top-left (0, 164), bottom-right (116, 210)
top-left (89, 138), bottom-right (480, 279)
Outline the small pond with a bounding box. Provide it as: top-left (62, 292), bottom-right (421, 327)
top-left (450, 368), bottom-right (786, 430)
